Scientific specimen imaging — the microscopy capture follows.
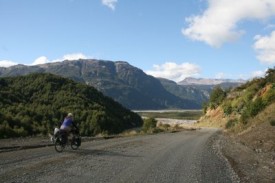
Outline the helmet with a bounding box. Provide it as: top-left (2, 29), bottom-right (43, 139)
top-left (68, 113), bottom-right (73, 117)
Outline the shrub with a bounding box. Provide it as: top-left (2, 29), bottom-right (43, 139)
top-left (236, 100), bottom-right (245, 113)
top-left (265, 68), bottom-right (275, 83)
top-left (225, 119), bottom-right (238, 129)
top-left (142, 118), bottom-right (157, 133)
top-left (202, 102), bottom-right (208, 114)
top-left (270, 120), bottom-right (275, 126)
top-left (249, 97), bottom-right (265, 117)
top-left (158, 123), bottom-right (170, 130)
top-left (262, 86), bottom-right (275, 105)
top-left (240, 109), bottom-right (250, 125)
top-left (223, 102), bottom-right (233, 115)
top-left (209, 86), bottom-right (226, 109)
top-left (209, 103), bottom-right (216, 110)
top-left (152, 128), bottom-right (164, 133)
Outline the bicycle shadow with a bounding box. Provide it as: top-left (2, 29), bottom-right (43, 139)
top-left (67, 148), bottom-right (140, 158)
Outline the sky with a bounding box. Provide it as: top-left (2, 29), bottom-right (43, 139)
top-left (0, 0), bottom-right (275, 82)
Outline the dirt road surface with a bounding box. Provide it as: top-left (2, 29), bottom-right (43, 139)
top-left (0, 128), bottom-right (238, 183)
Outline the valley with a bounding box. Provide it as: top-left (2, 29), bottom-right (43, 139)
top-left (1, 1), bottom-right (275, 182)
top-left (0, 61), bottom-right (274, 182)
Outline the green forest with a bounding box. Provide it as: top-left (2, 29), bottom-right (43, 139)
top-left (0, 73), bottom-right (143, 138)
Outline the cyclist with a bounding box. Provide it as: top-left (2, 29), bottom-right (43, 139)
top-left (60, 113), bottom-right (78, 142)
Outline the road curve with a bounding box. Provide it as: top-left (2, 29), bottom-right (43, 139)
top-left (0, 128), bottom-right (236, 183)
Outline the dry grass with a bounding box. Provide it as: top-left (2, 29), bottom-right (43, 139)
top-left (195, 107), bottom-right (228, 128)
top-left (197, 102), bottom-right (275, 133)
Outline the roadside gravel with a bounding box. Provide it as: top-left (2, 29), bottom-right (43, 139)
top-left (221, 133), bottom-right (275, 183)
top-left (0, 128), bottom-right (236, 183)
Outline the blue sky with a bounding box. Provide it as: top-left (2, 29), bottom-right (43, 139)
top-left (0, 0), bottom-right (275, 82)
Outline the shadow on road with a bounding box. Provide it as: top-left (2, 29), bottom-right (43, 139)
top-left (67, 148), bottom-right (140, 158)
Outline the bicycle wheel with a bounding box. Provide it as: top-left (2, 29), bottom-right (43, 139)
top-left (71, 137), bottom-right (80, 150)
top-left (55, 138), bottom-right (65, 153)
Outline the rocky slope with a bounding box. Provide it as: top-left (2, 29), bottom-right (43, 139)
top-left (179, 77), bottom-right (245, 86)
top-left (158, 78), bottom-right (210, 107)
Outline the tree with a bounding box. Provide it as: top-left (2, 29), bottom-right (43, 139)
top-left (142, 118), bottom-right (157, 133)
top-left (209, 86), bottom-right (226, 109)
top-left (265, 67), bottom-right (275, 83)
top-left (249, 97), bottom-right (265, 117)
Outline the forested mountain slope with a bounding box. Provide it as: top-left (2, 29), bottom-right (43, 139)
top-left (0, 73), bottom-right (142, 138)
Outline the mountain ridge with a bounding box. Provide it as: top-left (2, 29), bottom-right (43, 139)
top-left (0, 59), bottom-right (200, 110)
top-left (179, 77), bottom-right (246, 86)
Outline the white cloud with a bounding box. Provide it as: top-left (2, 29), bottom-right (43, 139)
top-left (254, 31), bottom-right (275, 64)
top-left (251, 70), bottom-right (266, 78)
top-left (62, 53), bottom-right (87, 61)
top-left (265, 24), bottom-right (275, 30)
top-left (32, 56), bottom-right (50, 65)
top-left (215, 72), bottom-right (226, 79)
top-left (31, 53), bottom-right (90, 65)
top-left (101, 0), bottom-right (117, 11)
top-left (182, 0), bottom-right (275, 47)
top-left (0, 60), bottom-right (18, 67)
top-left (0, 53), bottom-right (91, 67)
top-left (146, 62), bottom-right (201, 82)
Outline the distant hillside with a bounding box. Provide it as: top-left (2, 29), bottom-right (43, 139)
top-left (158, 77), bottom-right (243, 107)
top-left (0, 73), bottom-right (143, 138)
top-left (158, 78), bottom-right (209, 107)
top-left (0, 60), bottom-right (200, 110)
top-left (179, 77), bottom-right (245, 86)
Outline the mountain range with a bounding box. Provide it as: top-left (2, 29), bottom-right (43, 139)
top-left (0, 59), bottom-right (243, 110)
top-left (179, 77), bottom-right (245, 85)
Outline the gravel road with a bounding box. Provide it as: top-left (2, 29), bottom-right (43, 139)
top-left (0, 128), bottom-right (237, 183)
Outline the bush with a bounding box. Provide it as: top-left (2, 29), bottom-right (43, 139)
top-left (225, 119), bottom-right (238, 129)
top-left (152, 128), bottom-right (164, 133)
top-left (270, 120), bottom-right (275, 126)
top-left (209, 86), bottom-right (226, 109)
top-left (209, 103), bottom-right (216, 110)
top-left (223, 102), bottom-right (233, 115)
top-left (249, 97), bottom-right (265, 117)
top-left (240, 109), bottom-right (250, 125)
top-left (240, 97), bottom-right (266, 125)
top-left (262, 86), bottom-right (275, 105)
top-left (265, 68), bottom-right (275, 83)
top-left (158, 123), bottom-right (170, 130)
top-left (202, 102), bottom-right (208, 114)
top-left (142, 118), bottom-right (157, 133)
